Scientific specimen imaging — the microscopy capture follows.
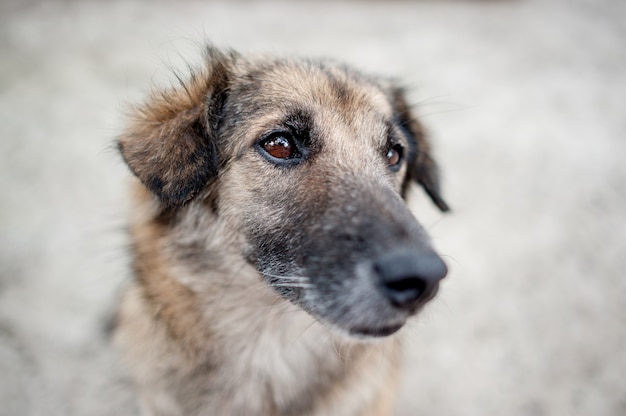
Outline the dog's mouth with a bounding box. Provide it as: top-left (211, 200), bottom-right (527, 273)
top-left (348, 323), bottom-right (404, 338)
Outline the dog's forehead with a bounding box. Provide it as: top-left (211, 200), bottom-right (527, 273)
top-left (235, 60), bottom-right (395, 127)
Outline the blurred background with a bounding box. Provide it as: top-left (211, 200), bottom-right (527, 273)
top-left (1, 0), bottom-right (625, 415)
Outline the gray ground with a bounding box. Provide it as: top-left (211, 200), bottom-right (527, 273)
top-left (1, 0), bottom-right (625, 415)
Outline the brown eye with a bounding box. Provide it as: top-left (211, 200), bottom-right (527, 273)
top-left (386, 144), bottom-right (403, 168)
top-left (261, 135), bottom-right (294, 159)
top-left (257, 131), bottom-right (307, 166)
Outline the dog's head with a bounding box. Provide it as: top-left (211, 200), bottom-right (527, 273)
top-left (119, 47), bottom-right (449, 338)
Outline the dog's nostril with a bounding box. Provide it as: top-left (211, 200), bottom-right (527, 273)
top-left (385, 277), bottom-right (427, 295)
top-left (374, 249), bottom-right (447, 309)
top-left (383, 277), bottom-right (427, 307)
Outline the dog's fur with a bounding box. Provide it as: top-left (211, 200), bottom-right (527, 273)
top-left (114, 47), bottom-right (449, 416)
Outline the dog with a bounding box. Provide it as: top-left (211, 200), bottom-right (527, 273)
top-left (113, 46), bottom-right (450, 416)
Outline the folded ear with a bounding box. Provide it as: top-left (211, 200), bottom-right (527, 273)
top-left (118, 48), bottom-right (234, 207)
top-left (392, 88), bottom-right (450, 212)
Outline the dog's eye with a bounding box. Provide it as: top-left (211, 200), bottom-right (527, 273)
top-left (386, 144), bottom-right (404, 168)
top-left (260, 134), bottom-right (296, 160)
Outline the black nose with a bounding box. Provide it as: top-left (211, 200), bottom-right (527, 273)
top-left (374, 248), bottom-right (448, 310)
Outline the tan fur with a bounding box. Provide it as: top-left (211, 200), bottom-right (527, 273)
top-left (114, 47), bottom-right (448, 416)
top-left (116, 186), bottom-right (399, 415)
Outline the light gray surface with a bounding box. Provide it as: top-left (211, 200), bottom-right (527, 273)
top-left (1, 0), bottom-right (625, 415)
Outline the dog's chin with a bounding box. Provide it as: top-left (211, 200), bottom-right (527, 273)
top-left (277, 287), bottom-right (410, 340)
top-left (347, 323), bottom-right (405, 339)
top-left (318, 315), bottom-right (409, 341)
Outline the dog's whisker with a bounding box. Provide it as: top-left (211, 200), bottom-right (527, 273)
top-left (291, 319), bottom-right (322, 346)
top-left (438, 254), bottom-right (461, 266)
top-left (270, 278), bottom-right (310, 284)
top-left (276, 306), bottom-right (308, 316)
top-left (271, 283), bottom-right (313, 289)
top-left (253, 299), bottom-right (293, 311)
top-left (262, 272), bottom-right (310, 281)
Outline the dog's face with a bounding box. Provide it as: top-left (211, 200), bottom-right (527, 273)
top-left (119, 48), bottom-right (449, 338)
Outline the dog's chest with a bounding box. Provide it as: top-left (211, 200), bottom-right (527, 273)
top-left (190, 304), bottom-right (392, 415)
top-left (211, 309), bottom-right (345, 411)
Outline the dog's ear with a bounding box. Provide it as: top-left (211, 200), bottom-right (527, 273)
top-left (118, 48), bottom-right (234, 207)
top-left (391, 88), bottom-right (450, 212)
